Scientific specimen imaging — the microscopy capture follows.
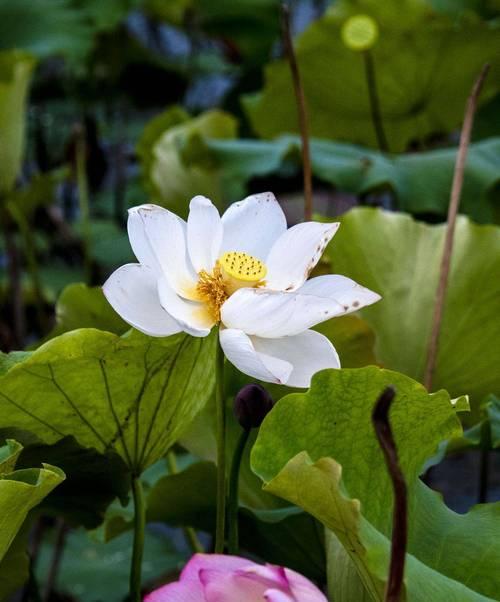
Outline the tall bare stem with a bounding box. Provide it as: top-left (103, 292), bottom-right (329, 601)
top-left (281, 3), bottom-right (313, 221)
top-left (423, 64), bottom-right (490, 391)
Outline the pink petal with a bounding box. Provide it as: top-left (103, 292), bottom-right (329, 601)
top-left (201, 569), bottom-right (270, 602)
top-left (181, 553), bottom-right (257, 583)
top-left (285, 568), bottom-right (328, 602)
top-left (144, 581), bottom-right (203, 602)
top-left (238, 564), bottom-right (290, 590)
top-left (264, 590), bottom-right (295, 602)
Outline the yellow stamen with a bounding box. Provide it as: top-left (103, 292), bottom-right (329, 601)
top-left (196, 264), bottom-right (228, 322)
top-left (195, 251), bottom-right (267, 322)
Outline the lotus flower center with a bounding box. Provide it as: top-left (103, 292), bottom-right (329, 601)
top-left (196, 251), bottom-right (267, 322)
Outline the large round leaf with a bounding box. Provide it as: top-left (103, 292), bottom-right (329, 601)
top-left (243, 1), bottom-right (500, 151)
top-left (252, 367), bottom-right (499, 600)
top-left (0, 329), bottom-right (217, 473)
top-left (325, 208), bottom-right (500, 402)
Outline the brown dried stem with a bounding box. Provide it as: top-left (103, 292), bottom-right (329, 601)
top-left (281, 2), bottom-right (313, 221)
top-left (423, 64), bottom-right (490, 391)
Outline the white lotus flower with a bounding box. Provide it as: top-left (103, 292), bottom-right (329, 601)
top-left (103, 193), bottom-right (380, 387)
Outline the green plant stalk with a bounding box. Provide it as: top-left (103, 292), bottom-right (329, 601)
top-left (215, 340), bottom-right (227, 553)
top-left (130, 476), bottom-right (146, 602)
top-left (75, 133), bottom-right (92, 285)
top-left (363, 50), bottom-right (389, 153)
top-left (8, 203), bottom-right (46, 333)
top-left (166, 451), bottom-right (204, 553)
top-left (227, 428), bottom-right (250, 555)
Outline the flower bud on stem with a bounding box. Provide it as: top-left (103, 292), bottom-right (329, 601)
top-left (228, 384), bottom-right (274, 554)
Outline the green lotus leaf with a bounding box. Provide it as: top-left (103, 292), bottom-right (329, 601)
top-left (252, 367), bottom-right (499, 600)
top-left (0, 439), bottom-right (22, 474)
top-left (243, 1), bottom-right (500, 151)
top-left (185, 135), bottom-right (500, 223)
top-left (0, 50), bottom-right (35, 197)
top-left (0, 520), bottom-right (31, 600)
top-left (448, 394), bottom-right (500, 452)
top-left (0, 444), bottom-right (65, 566)
top-left (46, 283), bottom-right (128, 340)
top-left (252, 368), bottom-right (463, 526)
top-left (16, 436), bottom-right (130, 529)
top-left (0, 328), bottom-right (216, 473)
top-left (324, 208), bottom-right (500, 404)
top-left (0, 439), bottom-right (64, 597)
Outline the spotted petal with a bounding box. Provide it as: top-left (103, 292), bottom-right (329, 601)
top-left (264, 222), bottom-right (339, 291)
top-left (299, 275), bottom-right (381, 313)
top-left (221, 289), bottom-right (345, 338)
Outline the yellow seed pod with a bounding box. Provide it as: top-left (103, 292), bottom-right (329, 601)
top-left (219, 251), bottom-right (267, 282)
top-left (341, 15), bottom-right (379, 51)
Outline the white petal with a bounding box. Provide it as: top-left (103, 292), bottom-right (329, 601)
top-left (265, 222), bottom-right (340, 291)
top-left (299, 275), bottom-right (381, 313)
top-left (103, 264), bottom-right (181, 337)
top-left (187, 195), bottom-right (222, 273)
top-left (219, 328), bottom-right (293, 384)
top-left (220, 192), bottom-right (287, 258)
top-left (221, 288), bottom-right (345, 338)
top-left (252, 330), bottom-right (340, 388)
top-left (128, 204), bottom-right (198, 299)
top-left (127, 206), bottom-right (160, 272)
top-left (158, 276), bottom-right (214, 338)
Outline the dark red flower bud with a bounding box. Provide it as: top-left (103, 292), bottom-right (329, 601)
top-left (233, 384), bottom-right (274, 430)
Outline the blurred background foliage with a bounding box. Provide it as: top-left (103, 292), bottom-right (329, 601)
top-left (1, 0), bottom-right (500, 599)
top-left (1, 0), bottom-right (499, 347)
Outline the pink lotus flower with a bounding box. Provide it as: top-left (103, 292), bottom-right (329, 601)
top-left (145, 554), bottom-right (327, 602)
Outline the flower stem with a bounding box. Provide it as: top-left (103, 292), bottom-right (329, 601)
top-left (130, 475), bottom-right (146, 602)
top-left (215, 341), bottom-right (227, 553)
top-left (227, 427), bottom-right (250, 555)
top-left (363, 50), bottom-right (389, 153)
